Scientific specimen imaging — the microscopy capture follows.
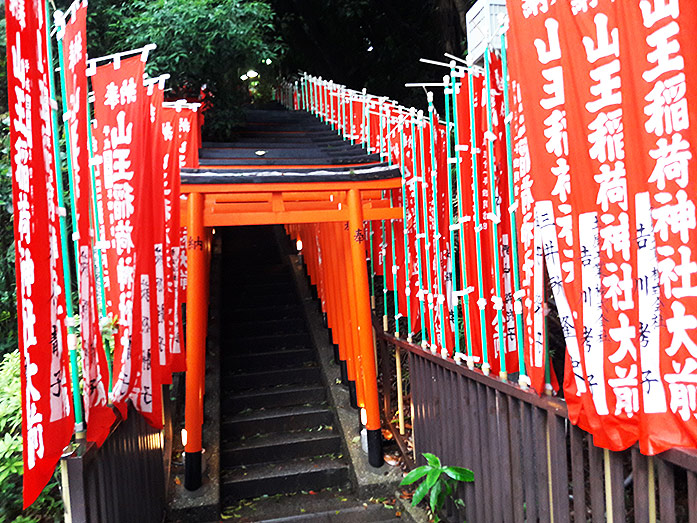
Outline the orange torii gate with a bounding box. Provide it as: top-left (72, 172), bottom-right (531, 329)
top-left (180, 165), bottom-right (402, 489)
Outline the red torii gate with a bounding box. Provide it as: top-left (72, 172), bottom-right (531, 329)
top-left (180, 166), bottom-right (402, 489)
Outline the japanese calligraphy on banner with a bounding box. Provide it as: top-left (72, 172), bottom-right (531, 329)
top-left (161, 107), bottom-right (186, 373)
top-left (508, 0), bottom-right (697, 453)
top-left (91, 55), bottom-right (148, 414)
top-left (7, 0), bottom-right (75, 507)
top-left (60, 0), bottom-right (115, 447)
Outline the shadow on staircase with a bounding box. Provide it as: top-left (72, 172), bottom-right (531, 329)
top-left (218, 225), bottom-right (404, 522)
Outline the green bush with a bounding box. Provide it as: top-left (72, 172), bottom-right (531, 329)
top-left (0, 351), bottom-right (64, 523)
top-left (0, 115), bottom-right (17, 360)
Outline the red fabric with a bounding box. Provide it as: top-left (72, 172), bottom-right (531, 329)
top-left (91, 55), bottom-right (147, 416)
top-left (175, 107), bottom-right (200, 169)
top-left (8, 0), bottom-right (75, 507)
top-left (507, 0), bottom-right (697, 453)
top-left (614, 1), bottom-right (697, 454)
top-left (161, 107), bottom-right (186, 373)
top-left (179, 226), bottom-right (188, 303)
top-left (62, 1), bottom-right (115, 446)
top-left (146, 82), bottom-right (171, 388)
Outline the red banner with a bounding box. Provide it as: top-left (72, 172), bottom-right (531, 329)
top-left (614, 0), bottom-right (697, 454)
top-left (91, 55), bottom-right (147, 414)
top-left (61, 1), bottom-right (115, 446)
top-left (161, 107), bottom-right (186, 373)
top-left (8, 0), bottom-right (75, 506)
top-left (508, 0), bottom-right (697, 453)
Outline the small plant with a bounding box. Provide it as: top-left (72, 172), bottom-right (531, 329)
top-left (400, 452), bottom-right (474, 522)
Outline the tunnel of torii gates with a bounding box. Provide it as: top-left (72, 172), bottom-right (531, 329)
top-left (179, 166), bottom-right (402, 489)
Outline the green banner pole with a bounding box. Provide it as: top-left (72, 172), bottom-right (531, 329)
top-left (426, 93), bottom-right (448, 356)
top-left (501, 32), bottom-right (528, 388)
top-left (85, 99), bottom-right (114, 391)
top-left (368, 220), bottom-right (376, 310)
top-left (399, 116), bottom-right (414, 342)
top-left (380, 208), bottom-right (389, 331)
top-left (467, 71), bottom-right (490, 375)
top-left (53, 9), bottom-right (85, 433)
top-left (450, 69), bottom-right (476, 367)
top-left (443, 74), bottom-right (463, 359)
top-left (386, 108), bottom-right (402, 337)
top-left (411, 111), bottom-right (429, 349)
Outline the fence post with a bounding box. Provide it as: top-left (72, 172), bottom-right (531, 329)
top-left (60, 441), bottom-right (95, 523)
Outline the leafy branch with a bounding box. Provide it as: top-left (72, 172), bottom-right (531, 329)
top-left (400, 452), bottom-right (473, 522)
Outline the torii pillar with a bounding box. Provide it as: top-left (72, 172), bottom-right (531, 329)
top-left (347, 188), bottom-right (383, 467)
top-left (184, 192), bottom-right (210, 490)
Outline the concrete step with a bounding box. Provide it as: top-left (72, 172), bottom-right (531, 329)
top-left (223, 384), bottom-right (326, 414)
top-left (223, 404), bottom-right (334, 438)
top-left (225, 303), bottom-right (302, 322)
top-left (231, 318), bottom-right (309, 336)
top-left (226, 365), bottom-right (321, 391)
top-left (222, 290), bottom-right (298, 309)
top-left (220, 490), bottom-right (408, 522)
top-left (221, 456), bottom-right (350, 503)
top-left (227, 332), bottom-right (312, 352)
top-left (222, 429), bottom-right (342, 467)
top-left (224, 348), bottom-right (315, 372)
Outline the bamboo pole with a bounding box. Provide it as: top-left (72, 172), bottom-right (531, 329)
top-left (467, 70), bottom-right (490, 375)
top-left (484, 48), bottom-right (507, 380)
top-left (501, 32), bottom-right (529, 388)
top-left (54, 11), bottom-right (86, 434)
top-left (427, 92), bottom-right (448, 357)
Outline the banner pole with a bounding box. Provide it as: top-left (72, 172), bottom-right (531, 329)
top-left (399, 120), bottom-right (414, 342)
top-left (501, 31), bottom-right (528, 388)
top-left (368, 221), bottom-right (376, 310)
top-left (427, 93), bottom-right (448, 357)
top-left (484, 48), bottom-right (507, 380)
top-left (417, 112), bottom-right (437, 352)
top-left (412, 112), bottom-right (430, 349)
top-left (467, 70), bottom-right (490, 375)
top-left (52, 8), bottom-right (85, 434)
top-left (85, 100), bottom-right (114, 392)
top-left (349, 93), bottom-right (355, 145)
top-left (450, 71), bottom-right (475, 367)
top-left (386, 109), bottom-right (402, 337)
top-left (443, 75), bottom-right (463, 359)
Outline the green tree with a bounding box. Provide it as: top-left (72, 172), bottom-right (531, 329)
top-left (0, 351), bottom-right (64, 522)
top-left (74, 0), bottom-right (284, 139)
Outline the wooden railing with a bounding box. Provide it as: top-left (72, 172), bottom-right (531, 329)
top-left (376, 329), bottom-right (697, 522)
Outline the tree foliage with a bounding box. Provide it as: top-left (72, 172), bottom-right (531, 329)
top-left (0, 351), bottom-right (64, 522)
top-left (63, 0), bottom-right (285, 139)
top-left (269, 0), bottom-right (476, 111)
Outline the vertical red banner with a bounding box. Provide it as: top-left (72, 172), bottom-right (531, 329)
top-left (161, 106), bottom-right (186, 373)
top-left (615, 0), bottom-right (697, 454)
top-left (507, 1), bottom-right (595, 425)
top-left (7, 0), bottom-right (75, 506)
top-left (91, 55), bottom-right (147, 414)
top-left (61, 0), bottom-right (115, 446)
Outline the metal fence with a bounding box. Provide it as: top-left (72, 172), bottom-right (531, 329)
top-left (60, 397), bottom-right (172, 523)
top-left (377, 330), bottom-right (697, 522)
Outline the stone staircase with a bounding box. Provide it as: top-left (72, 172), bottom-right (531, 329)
top-left (219, 225), bottom-right (403, 522)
